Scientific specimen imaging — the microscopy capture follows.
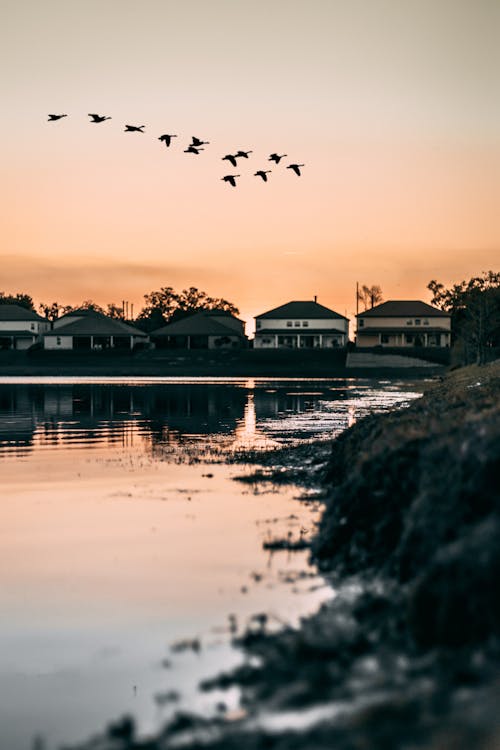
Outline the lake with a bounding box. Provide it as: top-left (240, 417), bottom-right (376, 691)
top-left (0, 377), bottom-right (424, 750)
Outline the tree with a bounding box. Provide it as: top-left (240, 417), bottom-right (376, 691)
top-left (0, 292), bottom-right (35, 310)
top-left (137, 286), bottom-right (239, 330)
top-left (106, 303), bottom-right (124, 320)
top-left (39, 302), bottom-right (63, 321)
top-left (357, 284), bottom-right (383, 311)
top-left (428, 271), bottom-right (500, 364)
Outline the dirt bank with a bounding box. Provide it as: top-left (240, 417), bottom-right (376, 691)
top-left (67, 362), bottom-right (500, 750)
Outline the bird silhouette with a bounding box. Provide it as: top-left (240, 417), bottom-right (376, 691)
top-left (184, 145), bottom-right (204, 154)
top-left (191, 136), bottom-right (209, 147)
top-left (221, 175), bottom-right (240, 187)
top-left (88, 113), bottom-right (111, 123)
top-left (269, 153), bottom-right (287, 164)
top-left (287, 163), bottom-right (305, 176)
top-left (124, 125), bottom-right (145, 133)
top-left (235, 150), bottom-right (253, 159)
top-left (48, 114), bottom-right (67, 121)
top-left (158, 134), bottom-right (177, 147)
top-left (254, 170), bottom-right (272, 182)
top-left (222, 154), bottom-right (238, 167)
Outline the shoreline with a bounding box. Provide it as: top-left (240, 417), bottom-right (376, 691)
top-left (0, 349), bottom-right (445, 378)
top-left (65, 361), bottom-right (499, 749)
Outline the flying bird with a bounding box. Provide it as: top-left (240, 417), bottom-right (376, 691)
top-left (269, 153), bottom-right (287, 164)
top-left (184, 145), bottom-right (204, 154)
top-left (191, 136), bottom-right (209, 147)
top-left (287, 163), bottom-right (305, 176)
top-left (124, 125), bottom-right (145, 133)
top-left (47, 114), bottom-right (67, 121)
top-left (235, 150), bottom-right (253, 159)
top-left (88, 113), bottom-right (111, 123)
top-left (222, 154), bottom-right (238, 167)
top-left (254, 170), bottom-right (272, 182)
top-left (158, 134), bottom-right (177, 147)
top-left (221, 175), bottom-right (240, 187)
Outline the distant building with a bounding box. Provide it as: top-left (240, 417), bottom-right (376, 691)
top-left (356, 301), bottom-right (451, 347)
top-left (254, 300), bottom-right (348, 348)
top-left (0, 304), bottom-right (50, 350)
top-left (43, 309), bottom-right (149, 350)
top-left (151, 309), bottom-right (247, 349)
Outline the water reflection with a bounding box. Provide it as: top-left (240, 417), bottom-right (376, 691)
top-left (0, 379), bottom-right (422, 457)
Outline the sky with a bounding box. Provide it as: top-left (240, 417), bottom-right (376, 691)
top-left (1, 0), bottom-right (499, 333)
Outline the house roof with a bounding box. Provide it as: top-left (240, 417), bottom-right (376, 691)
top-left (45, 311), bottom-right (148, 337)
top-left (152, 311), bottom-right (245, 338)
top-left (357, 301), bottom-right (449, 318)
top-left (0, 304), bottom-right (46, 322)
top-left (255, 328), bottom-right (346, 336)
top-left (256, 301), bottom-right (348, 321)
top-left (0, 329), bottom-right (38, 337)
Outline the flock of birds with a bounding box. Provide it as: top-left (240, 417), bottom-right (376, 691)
top-left (47, 113), bottom-right (305, 186)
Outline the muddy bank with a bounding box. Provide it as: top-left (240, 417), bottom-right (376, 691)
top-left (67, 363), bottom-right (500, 750)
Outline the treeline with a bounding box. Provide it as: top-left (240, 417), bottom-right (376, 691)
top-left (0, 286), bottom-right (239, 333)
top-left (428, 271), bottom-right (500, 365)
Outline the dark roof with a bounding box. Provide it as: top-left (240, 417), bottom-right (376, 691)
top-left (0, 304), bottom-right (46, 322)
top-left (256, 301), bottom-right (348, 321)
top-left (46, 312), bottom-right (148, 337)
top-left (255, 328), bottom-right (346, 336)
top-left (0, 329), bottom-right (38, 337)
top-left (152, 312), bottom-right (245, 338)
top-left (357, 301), bottom-right (449, 318)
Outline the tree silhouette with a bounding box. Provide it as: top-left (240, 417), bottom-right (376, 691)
top-left (0, 292), bottom-right (35, 310)
top-left (357, 284), bottom-right (383, 311)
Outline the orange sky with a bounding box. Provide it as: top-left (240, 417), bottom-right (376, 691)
top-left (1, 0), bottom-right (499, 333)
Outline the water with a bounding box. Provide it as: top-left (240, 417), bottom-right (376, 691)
top-left (0, 377), bottom-right (424, 749)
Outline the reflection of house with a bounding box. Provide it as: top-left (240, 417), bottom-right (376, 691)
top-left (0, 305), bottom-right (50, 350)
top-left (43, 309), bottom-right (149, 350)
top-left (356, 301), bottom-right (451, 347)
top-left (151, 310), bottom-right (247, 349)
top-left (254, 300), bottom-right (348, 349)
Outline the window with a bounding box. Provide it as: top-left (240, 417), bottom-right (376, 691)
top-left (381, 334), bottom-right (389, 344)
top-left (294, 321), bottom-right (300, 327)
top-left (415, 319), bottom-right (421, 325)
top-left (423, 319), bottom-right (429, 326)
top-left (256, 321), bottom-right (261, 329)
top-left (405, 334), bottom-right (414, 343)
top-left (302, 321), bottom-right (309, 327)
top-left (286, 321), bottom-right (292, 327)
top-left (359, 320), bottom-right (364, 327)
top-left (406, 320), bottom-right (413, 325)
top-left (57, 337), bottom-right (61, 345)
top-left (31, 323), bottom-right (36, 330)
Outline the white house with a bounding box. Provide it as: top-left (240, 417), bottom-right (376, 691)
top-left (0, 305), bottom-right (50, 350)
top-left (43, 309), bottom-right (149, 350)
top-left (356, 301), bottom-right (451, 347)
top-left (152, 310), bottom-right (247, 349)
top-left (254, 300), bottom-right (349, 349)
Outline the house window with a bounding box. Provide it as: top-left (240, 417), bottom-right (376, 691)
top-left (405, 334), bottom-right (414, 343)
top-left (415, 319), bottom-right (421, 325)
top-left (302, 321), bottom-right (309, 327)
top-left (286, 321), bottom-right (292, 327)
top-left (294, 321), bottom-right (300, 327)
top-left (423, 319), bottom-right (429, 325)
top-left (262, 338), bottom-right (272, 344)
top-left (359, 320), bottom-right (364, 327)
top-left (256, 321), bottom-right (261, 329)
top-left (57, 337), bottom-right (61, 345)
top-left (406, 320), bottom-right (413, 325)
top-left (31, 323), bottom-right (36, 330)
top-left (381, 334), bottom-right (389, 344)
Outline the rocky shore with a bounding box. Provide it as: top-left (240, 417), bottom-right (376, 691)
top-left (67, 362), bottom-right (500, 750)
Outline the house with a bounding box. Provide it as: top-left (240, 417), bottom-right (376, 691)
top-left (151, 309), bottom-right (247, 349)
top-left (356, 301), bottom-right (451, 347)
top-left (0, 304), bottom-right (50, 350)
top-left (254, 300), bottom-right (348, 349)
top-left (43, 309), bottom-right (149, 350)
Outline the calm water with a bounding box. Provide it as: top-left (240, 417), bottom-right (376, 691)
top-left (0, 377), bottom-right (424, 750)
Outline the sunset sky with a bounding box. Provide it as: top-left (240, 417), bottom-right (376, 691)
top-left (2, 0), bottom-right (499, 332)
